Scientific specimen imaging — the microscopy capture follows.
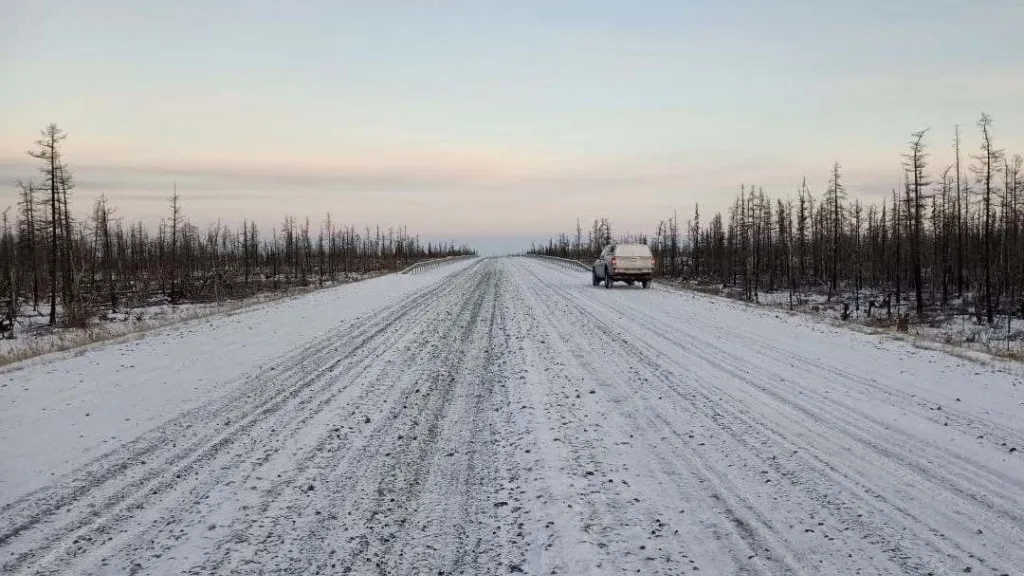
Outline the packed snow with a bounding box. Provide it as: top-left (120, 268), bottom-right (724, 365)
top-left (1, 256), bottom-right (1022, 575)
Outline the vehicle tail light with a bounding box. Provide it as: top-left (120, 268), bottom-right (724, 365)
top-left (610, 257), bottom-right (617, 267)
top-left (652, 258), bottom-right (657, 266)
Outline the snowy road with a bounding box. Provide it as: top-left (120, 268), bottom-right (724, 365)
top-left (2, 257), bottom-right (1023, 575)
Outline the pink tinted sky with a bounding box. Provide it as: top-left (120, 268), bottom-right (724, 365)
top-left (2, 1), bottom-right (1023, 254)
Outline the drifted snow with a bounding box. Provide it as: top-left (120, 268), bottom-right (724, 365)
top-left (1, 257), bottom-right (1022, 575)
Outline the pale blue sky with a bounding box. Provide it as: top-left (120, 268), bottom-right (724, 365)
top-left (2, 0), bottom-right (1023, 253)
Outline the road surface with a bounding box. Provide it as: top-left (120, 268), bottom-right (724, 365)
top-left (2, 257), bottom-right (1023, 575)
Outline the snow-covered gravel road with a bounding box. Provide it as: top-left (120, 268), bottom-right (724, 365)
top-left (2, 257), bottom-right (1023, 575)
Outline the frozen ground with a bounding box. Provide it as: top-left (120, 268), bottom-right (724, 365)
top-left (0, 272), bottom-right (381, 365)
top-left (1, 257), bottom-right (1022, 575)
top-left (667, 278), bottom-right (1024, 362)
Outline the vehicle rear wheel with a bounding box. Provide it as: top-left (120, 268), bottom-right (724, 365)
top-left (592, 270), bottom-right (600, 286)
top-left (642, 280), bottom-right (651, 289)
top-left (604, 271), bottom-right (613, 289)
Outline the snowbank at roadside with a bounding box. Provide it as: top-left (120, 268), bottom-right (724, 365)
top-left (0, 259), bottom-right (475, 503)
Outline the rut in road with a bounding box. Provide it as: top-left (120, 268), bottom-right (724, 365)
top-left (1, 261), bottom-right (531, 576)
top-left (2, 257), bottom-right (1024, 575)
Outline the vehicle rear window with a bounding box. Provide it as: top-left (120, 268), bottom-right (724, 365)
top-left (614, 245), bottom-right (652, 257)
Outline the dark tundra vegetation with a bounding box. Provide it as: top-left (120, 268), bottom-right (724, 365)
top-left (531, 114), bottom-right (1021, 327)
top-left (0, 124), bottom-right (475, 331)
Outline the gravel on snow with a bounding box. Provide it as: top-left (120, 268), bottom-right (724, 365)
top-left (1, 257), bottom-right (1022, 575)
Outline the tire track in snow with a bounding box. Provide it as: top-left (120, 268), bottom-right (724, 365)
top-left (586, 283), bottom-right (1024, 554)
top-left (507, 258), bottom-right (803, 575)
top-left (0, 261), bottom-right (488, 575)
top-left (179, 261), bottom-right (525, 576)
top-left (516, 256), bottom-right (1024, 575)
top-left (3, 257), bottom-right (1023, 576)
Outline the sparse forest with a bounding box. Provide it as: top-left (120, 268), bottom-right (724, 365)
top-left (530, 113), bottom-right (1022, 327)
top-left (1, 124), bottom-right (475, 333)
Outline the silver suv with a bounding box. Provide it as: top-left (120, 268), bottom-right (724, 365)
top-left (592, 244), bottom-right (654, 289)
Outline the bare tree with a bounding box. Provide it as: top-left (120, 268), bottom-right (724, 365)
top-left (94, 195), bottom-right (118, 310)
top-left (904, 129), bottom-right (931, 315)
top-left (973, 113), bottom-right (1003, 324)
top-left (691, 205), bottom-right (700, 278)
top-left (16, 181), bottom-right (40, 310)
top-left (27, 124), bottom-right (69, 326)
top-left (824, 163), bottom-right (845, 300)
top-left (954, 125), bottom-right (965, 297)
top-left (169, 187), bottom-right (182, 303)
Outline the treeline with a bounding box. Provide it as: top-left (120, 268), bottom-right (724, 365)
top-left (531, 113), bottom-right (1021, 324)
top-left (1, 124), bottom-right (475, 329)
top-left (528, 218), bottom-right (647, 262)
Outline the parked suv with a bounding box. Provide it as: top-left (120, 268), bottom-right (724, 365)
top-left (592, 244), bottom-right (654, 289)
